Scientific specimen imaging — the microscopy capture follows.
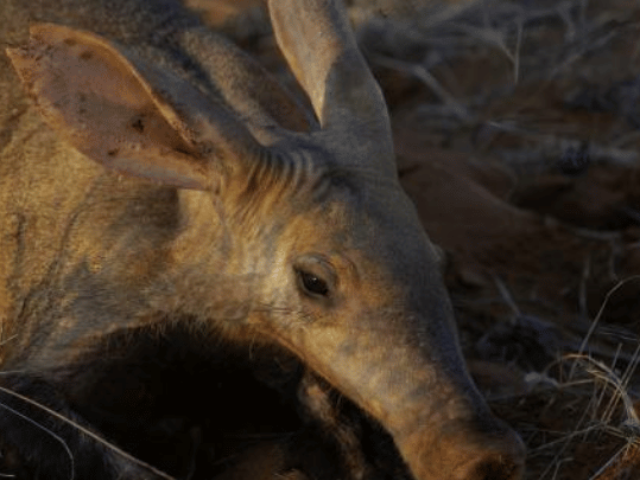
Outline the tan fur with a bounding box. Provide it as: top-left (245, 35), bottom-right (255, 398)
top-left (1, 1), bottom-right (525, 479)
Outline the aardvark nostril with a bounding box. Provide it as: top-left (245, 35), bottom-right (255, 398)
top-left (398, 417), bottom-right (526, 480)
top-left (458, 428), bottom-right (526, 480)
top-left (464, 453), bottom-right (525, 480)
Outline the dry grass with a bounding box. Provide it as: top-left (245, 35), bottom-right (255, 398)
top-left (347, 1), bottom-right (640, 478)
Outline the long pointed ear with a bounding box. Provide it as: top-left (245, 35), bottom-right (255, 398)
top-left (178, 27), bottom-right (317, 135)
top-left (6, 23), bottom-right (264, 191)
top-left (268, 0), bottom-right (393, 156)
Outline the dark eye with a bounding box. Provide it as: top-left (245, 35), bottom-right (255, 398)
top-left (298, 270), bottom-right (330, 297)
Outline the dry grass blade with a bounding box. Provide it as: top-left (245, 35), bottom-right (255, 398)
top-left (533, 351), bottom-right (640, 480)
top-left (0, 386), bottom-right (176, 480)
top-left (370, 54), bottom-right (475, 123)
top-left (0, 401), bottom-right (74, 480)
top-left (570, 276), bottom-right (640, 381)
top-left (566, 354), bottom-right (640, 427)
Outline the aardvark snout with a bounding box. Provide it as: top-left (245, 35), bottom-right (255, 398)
top-left (399, 416), bottom-right (526, 480)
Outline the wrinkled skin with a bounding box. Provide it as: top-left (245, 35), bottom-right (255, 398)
top-left (0, 0), bottom-right (525, 479)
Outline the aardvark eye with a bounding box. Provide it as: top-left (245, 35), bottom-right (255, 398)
top-left (297, 269), bottom-right (330, 297)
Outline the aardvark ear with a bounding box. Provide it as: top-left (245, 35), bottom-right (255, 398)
top-left (6, 23), bottom-right (264, 191)
top-left (268, 0), bottom-right (394, 165)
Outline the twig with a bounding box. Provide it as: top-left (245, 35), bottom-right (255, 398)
top-left (370, 54), bottom-right (475, 123)
top-left (0, 386), bottom-right (176, 480)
